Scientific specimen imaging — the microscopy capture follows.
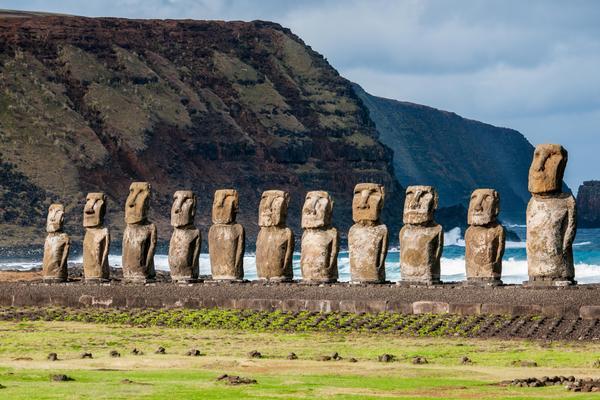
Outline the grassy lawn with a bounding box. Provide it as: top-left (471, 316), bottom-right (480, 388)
top-left (0, 320), bottom-right (599, 399)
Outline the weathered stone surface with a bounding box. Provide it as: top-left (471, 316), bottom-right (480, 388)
top-left (82, 192), bottom-right (110, 281)
top-left (349, 183), bottom-right (388, 283)
top-left (576, 181), bottom-right (600, 228)
top-left (526, 144), bottom-right (576, 285)
top-left (122, 182), bottom-right (157, 282)
top-left (42, 204), bottom-right (70, 282)
top-left (399, 186), bottom-right (443, 284)
top-left (168, 191), bottom-right (201, 283)
top-left (465, 189), bottom-right (505, 283)
top-left (209, 189), bottom-right (244, 280)
top-left (300, 191), bottom-right (339, 282)
top-left (526, 193), bottom-right (576, 282)
top-left (256, 190), bottom-right (294, 281)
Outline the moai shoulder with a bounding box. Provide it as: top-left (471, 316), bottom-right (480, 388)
top-left (256, 190), bottom-right (294, 281)
top-left (399, 186), bottom-right (443, 284)
top-left (42, 204), bottom-right (70, 282)
top-left (122, 182), bottom-right (157, 283)
top-left (465, 189), bottom-right (505, 285)
top-left (349, 183), bottom-right (388, 283)
top-left (83, 192), bottom-right (110, 281)
top-left (209, 189), bottom-right (245, 280)
top-left (300, 191), bottom-right (339, 283)
top-left (169, 190), bottom-right (201, 283)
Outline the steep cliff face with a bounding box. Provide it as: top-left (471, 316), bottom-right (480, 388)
top-left (577, 181), bottom-right (600, 228)
top-left (0, 14), bottom-right (403, 247)
top-left (353, 84), bottom-right (545, 223)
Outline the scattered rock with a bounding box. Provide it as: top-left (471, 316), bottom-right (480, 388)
top-left (80, 352), bottom-right (93, 359)
top-left (13, 357), bottom-right (33, 361)
top-left (155, 347), bottom-right (166, 355)
top-left (348, 357), bottom-right (358, 363)
top-left (0, 383), bottom-right (5, 389)
top-left (186, 349), bottom-right (201, 357)
top-left (503, 376), bottom-right (600, 391)
top-left (50, 374), bottom-right (74, 382)
top-left (378, 354), bottom-right (395, 363)
top-left (593, 359), bottom-right (600, 368)
top-left (121, 379), bottom-right (134, 384)
top-left (412, 356), bottom-right (428, 365)
top-left (47, 353), bottom-right (58, 361)
top-left (109, 350), bottom-right (120, 358)
top-left (247, 350), bottom-right (262, 359)
top-left (131, 348), bottom-right (143, 355)
top-left (216, 374), bottom-right (257, 385)
top-left (331, 352), bottom-right (342, 361)
top-left (286, 352), bottom-right (298, 360)
top-left (317, 355), bottom-right (332, 361)
top-left (511, 360), bottom-right (537, 367)
top-left (460, 356), bottom-right (472, 365)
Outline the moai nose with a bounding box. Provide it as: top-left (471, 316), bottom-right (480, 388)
top-left (359, 190), bottom-right (370, 208)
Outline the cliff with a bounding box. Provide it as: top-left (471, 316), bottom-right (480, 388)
top-left (353, 84), bottom-right (548, 223)
top-left (0, 14), bottom-right (404, 247)
top-left (577, 181), bottom-right (600, 228)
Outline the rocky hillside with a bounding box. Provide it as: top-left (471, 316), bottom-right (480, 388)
top-left (0, 14), bottom-right (404, 247)
top-left (353, 84), bottom-right (550, 223)
top-left (577, 181), bottom-right (600, 228)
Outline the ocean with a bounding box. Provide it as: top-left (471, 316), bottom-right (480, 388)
top-left (2, 226), bottom-right (600, 284)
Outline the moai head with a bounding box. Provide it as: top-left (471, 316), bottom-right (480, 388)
top-left (212, 189), bottom-right (238, 224)
top-left (46, 203), bottom-right (65, 233)
top-left (258, 190), bottom-right (289, 227)
top-left (468, 189), bottom-right (499, 226)
top-left (302, 191), bottom-right (333, 229)
top-left (125, 182), bottom-right (151, 224)
top-left (352, 183), bottom-right (385, 223)
top-left (83, 192), bottom-right (107, 228)
top-left (403, 185), bottom-right (438, 225)
top-left (528, 144), bottom-right (567, 194)
top-left (171, 190), bottom-right (196, 228)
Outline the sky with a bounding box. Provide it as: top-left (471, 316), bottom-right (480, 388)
top-left (3, 0), bottom-right (599, 191)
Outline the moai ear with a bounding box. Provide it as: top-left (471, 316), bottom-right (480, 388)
top-left (379, 185), bottom-right (385, 201)
top-left (191, 194), bottom-right (197, 217)
top-left (492, 190), bottom-right (500, 216)
top-left (432, 189), bottom-right (439, 210)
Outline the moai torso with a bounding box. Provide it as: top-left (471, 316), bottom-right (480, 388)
top-left (122, 182), bottom-right (157, 282)
top-left (526, 144), bottom-right (577, 284)
top-left (464, 189), bottom-right (505, 283)
top-left (255, 190), bottom-right (294, 281)
top-left (83, 193), bottom-right (110, 281)
top-left (42, 204), bottom-right (70, 282)
top-left (349, 183), bottom-right (388, 283)
top-left (300, 191), bottom-right (339, 283)
top-left (399, 186), bottom-right (443, 284)
top-left (209, 189), bottom-right (245, 280)
top-left (168, 191), bottom-right (201, 282)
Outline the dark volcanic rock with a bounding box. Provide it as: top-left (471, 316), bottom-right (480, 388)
top-left (577, 181), bottom-right (600, 228)
top-left (0, 14), bottom-right (403, 248)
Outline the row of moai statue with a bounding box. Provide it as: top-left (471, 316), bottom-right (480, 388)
top-left (42, 143), bottom-right (576, 286)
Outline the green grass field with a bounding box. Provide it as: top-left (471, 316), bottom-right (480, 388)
top-left (1, 318), bottom-right (600, 399)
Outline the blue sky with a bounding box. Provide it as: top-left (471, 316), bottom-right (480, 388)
top-left (3, 0), bottom-right (599, 191)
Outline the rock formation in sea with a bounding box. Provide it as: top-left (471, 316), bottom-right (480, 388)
top-left (577, 181), bottom-right (600, 228)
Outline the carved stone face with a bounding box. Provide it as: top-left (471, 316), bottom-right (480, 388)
top-left (302, 191), bottom-right (333, 229)
top-left (125, 182), bottom-right (151, 224)
top-left (528, 144), bottom-right (567, 194)
top-left (212, 189), bottom-right (238, 224)
top-left (259, 190), bottom-right (289, 227)
top-left (46, 203), bottom-right (64, 233)
top-left (468, 189), bottom-right (499, 226)
top-left (83, 192), bottom-right (107, 228)
top-left (171, 190), bottom-right (196, 227)
top-left (352, 183), bottom-right (384, 223)
top-left (403, 185), bottom-right (438, 225)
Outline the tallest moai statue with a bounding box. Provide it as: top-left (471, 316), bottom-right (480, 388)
top-left (526, 144), bottom-right (577, 286)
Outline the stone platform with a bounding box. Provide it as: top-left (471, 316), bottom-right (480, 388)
top-left (2, 281), bottom-right (600, 319)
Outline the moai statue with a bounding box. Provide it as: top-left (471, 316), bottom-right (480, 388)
top-left (399, 186), bottom-right (443, 284)
top-left (208, 189), bottom-right (245, 280)
top-left (526, 144), bottom-right (577, 285)
top-left (168, 190), bottom-right (201, 283)
top-left (300, 191), bottom-right (339, 283)
top-left (122, 182), bottom-right (157, 283)
top-left (349, 183), bottom-right (388, 283)
top-left (83, 193), bottom-right (110, 282)
top-left (464, 189), bottom-right (505, 285)
top-left (256, 190), bottom-right (294, 282)
top-left (42, 204), bottom-right (70, 282)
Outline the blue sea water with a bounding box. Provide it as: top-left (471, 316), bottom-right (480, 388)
top-left (1, 227), bottom-right (600, 284)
